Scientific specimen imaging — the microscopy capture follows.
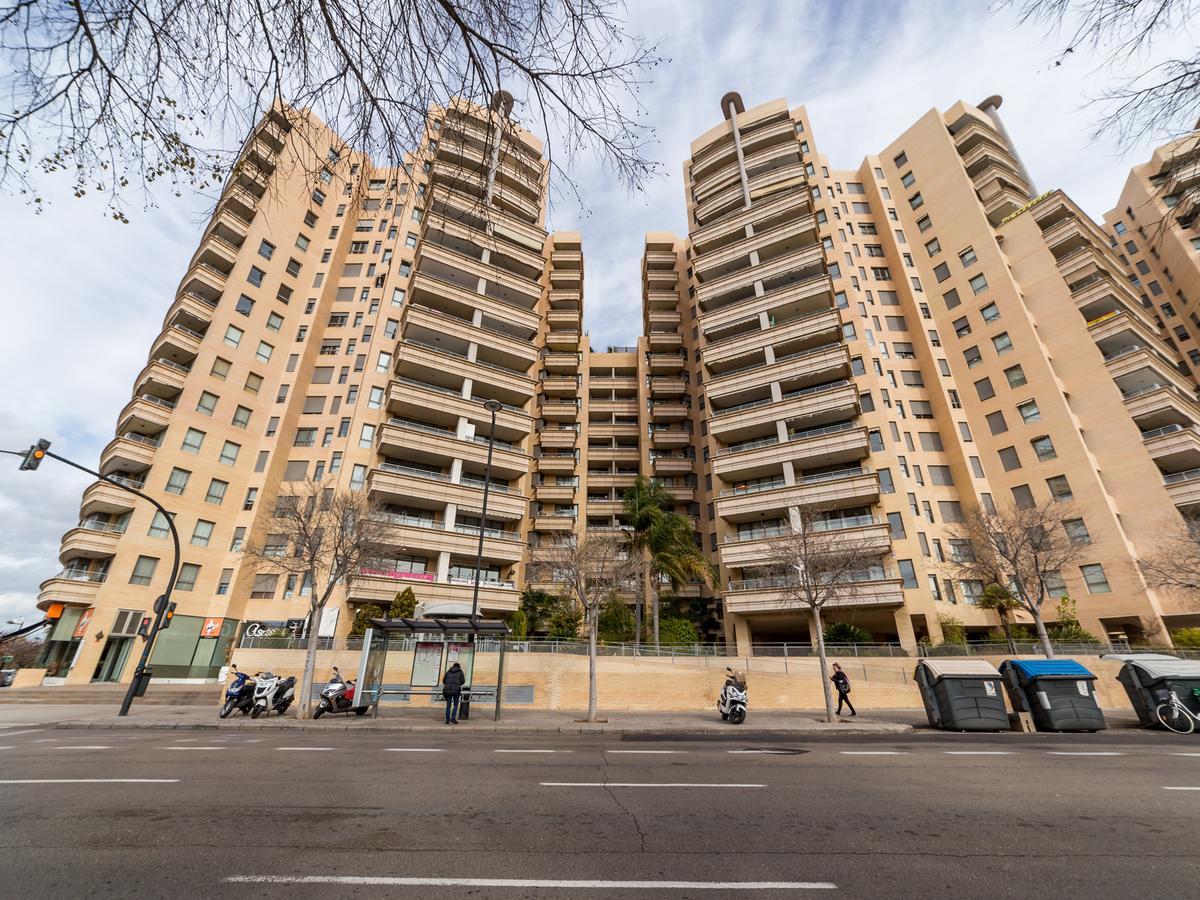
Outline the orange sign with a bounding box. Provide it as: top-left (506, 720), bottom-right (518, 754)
top-left (201, 617), bottom-right (224, 638)
top-left (72, 608), bottom-right (94, 639)
top-left (45, 602), bottom-right (65, 620)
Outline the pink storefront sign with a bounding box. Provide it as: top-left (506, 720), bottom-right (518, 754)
top-left (360, 568), bottom-right (436, 582)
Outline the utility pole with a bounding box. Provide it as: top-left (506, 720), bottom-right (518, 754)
top-left (7, 440), bottom-right (181, 715)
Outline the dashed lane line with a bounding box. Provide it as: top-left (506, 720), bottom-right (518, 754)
top-left (0, 779), bottom-right (179, 784)
top-left (541, 782), bottom-right (765, 788)
top-left (1047, 752), bottom-right (1124, 756)
top-left (1163, 786), bottom-right (1200, 791)
top-left (224, 876), bottom-right (834, 890)
top-left (0, 729), bottom-right (43, 738)
top-left (53, 746), bottom-right (112, 751)
top-left (606, 750), bottom-right (685, 754)
top-left (839, 751), bottom-right (907, 755)
top-left (276, 747), bottom-right (334, 751)
top-left (944, 751), bottom-right (1014, 755)
top-left (385, 748), bottom-right (445, 752)
top-left (494, 749), bottom-right (572, 754)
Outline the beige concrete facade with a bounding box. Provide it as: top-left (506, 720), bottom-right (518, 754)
top-left (33, 92), bottom-right (1200, 685)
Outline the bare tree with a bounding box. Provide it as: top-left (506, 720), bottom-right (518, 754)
top-left (945, 500), bottom-right (1086, 658)
top-left (242, 480), bottom-right (387, 719)
top-left (0, 0), bottom-right (662, 214)
top-left (531, 532), bottom-right (634, 722)
top-left (1008, 1), bottom-right (1200, 149)
top-left (1140, 512), bottom-right (1200, 597)
top-left (762, 505), bottom-right (889, 723)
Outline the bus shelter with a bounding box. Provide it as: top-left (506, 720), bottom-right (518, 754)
top-left (356, 617), bottom-right (510, 721)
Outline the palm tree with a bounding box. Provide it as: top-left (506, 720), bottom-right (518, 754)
top-left (979, 583), bottom-right (1021, 654)
top-left (646, 513), bottom-right (714, 650)
top-left (621, 476), bottom-right (678, 647)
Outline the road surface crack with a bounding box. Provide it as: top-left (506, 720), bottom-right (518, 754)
top-left (601, 757), bottom-right (647, 853)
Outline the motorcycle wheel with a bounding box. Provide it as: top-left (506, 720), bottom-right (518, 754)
top-left (250, 705), bottom-right (264, 719)
top-left (720, 712), bottom-right (728, 720)
top-left (219, 699), bottom-right (236, 719)
top-left (277, 701), bottom-right (291, 715)
top-left (354, 708), bottom-right (368, 717)
top-left (313, 706), bottom-right (325, 720)
top-left (729, 707), bottom-right (746, 726)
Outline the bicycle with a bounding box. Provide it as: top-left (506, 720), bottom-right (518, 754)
top-left (1154, 688), bottom-right (1200, 735)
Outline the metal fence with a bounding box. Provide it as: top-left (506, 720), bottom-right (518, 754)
top-left (751, 642), bottom-right (909, 658)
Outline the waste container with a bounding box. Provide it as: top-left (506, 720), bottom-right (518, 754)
top-left (998, 659), bottom-right (1105, 732)
top-left (1107, 655), bottom-right (1200, 726)
top-left (914, 659), bottom-right (1008, 731)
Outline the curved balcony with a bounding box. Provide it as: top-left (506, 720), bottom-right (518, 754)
top-left (80, 477), bottom-right (142, 518)
top-left (368, 464), bottom-right (527, 521)
top-left (712, 423), bottom-right (868, 481)
top-left (714, 469), bottom-right (879, 523)
top-left (99, 432), bottom-right (160, 476)
top-left (37, 569), bottom-right (106, 610)
top-left (720, 518), bottom-right (891, 569)
top-left (724, 575), bottom-right (904, 615)
top-left (58, 520), bottom-right (125, 566)
top-left (350, 573), bottom-right (519, 615)
top-left (118, 394), bottom-right (176, 435)
top-left (377, 419), bottom-right (530, 480)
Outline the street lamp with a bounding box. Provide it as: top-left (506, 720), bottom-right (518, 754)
top-left (6, 440), bottom-right (181, 716)
top-left (470, 399), bottom-right (504, 623)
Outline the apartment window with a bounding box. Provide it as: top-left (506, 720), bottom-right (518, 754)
top-left (1047, 475), bottom-right (1073, 501)
top-left (898, 559), bottom-right (918, 589)
top-left (968, 273), bottom-right (988, 295)
top-left (266, 312), bottom-right (284, 333)
top-left (286, 258), bottom-right (302, 277)
top-left (219, 440), bottom-right (240, 466)
top-left (147, 510), bottom-right (171, 539)
top-left (980, 302), bottom-right (1000, 323)
top-left (959, 421), bottom-right (973, 442)
top-left (992, 332), bottom-right (1013, 354)
top-left (908, 192), bottom-right (923, 210)
top-left (181, 427), bottom-right (205, 454)
top-left (1031, 435), bottom-right (1057, 461)
top-left (959, 247), bottom-right (977, 267)
top-left (312, 189), bottom-right (326, 206)
top-left (224, 324), bottom-right (243, 348)
top-left (216, 568), bottom-right (234, 595)
top-left (230, 527), bottom-right (246, 552)
top-left (367, 386), bottom-right (384, 410)
top-left (974, 377), bottom-right (995, 401)
top-left (205, 479), bottom-right (228, 504)
top-left (251, 574), bottom-right (279, 599)
top-left (296, 233), bottom-right (310, 251)
top-left (276, 385), bottom-right (289, 404)
top-left (986, 411), bottom-right (1007, 435)
top-left (129, 555), bottom-right (158, 586)
top-left (304, 210), bottom-right (318, 227)
top-left (376, 350), bottom-right (392, 373)
top-left (195, 391), bottom-right (218, 416)
top-left (887, 512), bottom-right (907, 539)
top-left (894, 151), bottom-right (908, 167)
top-left (359, 423), bottom-right (376, 448)
top-left (228, 405), bottom-right (251, 430)
top-left (257, 238), bottom-right (275, 260)
top-left (165, 467), bottom-right (190, 495)
top-left (293, 427), bottom-right (317, 447)
top-left (256, 341), bottom-right (274, 363)
top-left (933, 262), bottom-right (951, 283)
top-left (1081, 563), bottom-right (1111, 594)
top-left (943, 288), bottom-right (961, 310)
top-left (243, 487), bottom-right (259, 510)
top-left (925, 238), bottom-right (941, 256)
top-left (210, 357), bottom-right (230, 380)
top-left (255, 450), bottom-right (269, 473)
top-left (235, 294), bottom-right (255, 317)
top-left (349, 463), bottom-right (368, 491)
top-left (954, 316), bottom-right (972, 338)
top-left (175, 563), bottom-right (200, 593)
top-left (900, 171), bottom-right (915, 188)
top-left (266, 416), bottom-right (279, 437)
top-left (1062, 518), bottom-right (1092, 546)
top-left (247, 266), bottom-right (265, 287)
top-left (1005, 365), bottom-right (1027, 388)
top-left (1017, 399), bottom-right (1041, 423)
top-left (998, 446), bottom-right (1022, 471)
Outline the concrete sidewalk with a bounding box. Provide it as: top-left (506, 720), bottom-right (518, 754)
top-left (0, 703), bottom-right (921, 735)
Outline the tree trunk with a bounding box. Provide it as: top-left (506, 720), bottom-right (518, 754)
top-left (652, 581), bottom-right (660, 652)
top-left (296, 600), bottom-right (324, 720)
top-left (587, 607), bottom-right (598, 723)
top-left (1000, 613), bottom-right (1016, 655)
top-left (634, 559), bottom-right (644, 648)
top-left (1032, 608), bottom-right (1055, 658)
top-left (812, 606), bottom-right (836, 723)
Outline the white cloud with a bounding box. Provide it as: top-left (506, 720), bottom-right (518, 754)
top-left (0, 0), bottom-right (1194, 628)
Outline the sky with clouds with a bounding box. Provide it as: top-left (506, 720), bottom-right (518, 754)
top-left (0, 0), bottom-right (1196, 631)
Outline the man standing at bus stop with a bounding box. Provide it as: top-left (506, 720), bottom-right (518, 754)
top-left (442, 661), bottom-right (466, 724)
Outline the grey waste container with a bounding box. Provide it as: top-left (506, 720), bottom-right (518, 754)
top-left (1108, 655), bottom-right (1200, 726)
top-left (914, 659), bottom-right (1008, 731)
top-left (999, 659), bottom-right (1105, 732)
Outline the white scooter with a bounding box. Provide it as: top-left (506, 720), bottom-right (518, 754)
top-left (718, 667), bottom-right (748, 725)
top-left (250, 670), bottom-right (296, 718)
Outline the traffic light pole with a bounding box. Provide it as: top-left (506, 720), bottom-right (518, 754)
top-left (5, 444), bottom-right (181, 716)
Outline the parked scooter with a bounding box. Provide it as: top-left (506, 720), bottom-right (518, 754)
top-left (314, 666), bottom-right (368, 719)
top-left (718, 667), bottom-right (748, 725)
top-left (250, 671), bottom-right (296, 718)
top-left (219, 665), bottom-right (256, 718)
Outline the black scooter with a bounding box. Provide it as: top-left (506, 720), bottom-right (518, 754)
top-left (219, 664), bottom-right (256, 718)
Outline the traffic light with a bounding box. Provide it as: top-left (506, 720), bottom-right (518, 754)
top-left (162, 602), bottom-right (177, 629)
top-left (19, 438), bottom-right (51, 471)
top-left (137, 617), bottom-right (152, 638)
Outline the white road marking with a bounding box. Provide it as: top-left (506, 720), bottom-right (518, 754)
top-left (0, 723), bottom-right (39, 728)
top-left (224, 876), bottom-right (832, 890)
top-left (53, 746), bottom-right (111, 750)
top-left (0, 746), bottom-right (12, 750)
top-left (541, 782), bottom-right (764, 788)
top-left (1171, 752), bottom-right (1200, 757)
top-left (30, 739), bottom-right (59, 743)
top-left (385, 748), bottom-right (444, 752)
top-left (1163, 786), bottom-right (1200, 791)
top-left (1047, 752), bottom-right (1123, 756)
top-left (165, 746), bottom-right (226, 751)
top-left (606, 750), bottom-right (684, 754)
top-left (276, 747), bottom-right (333, 751)
top-left (944, 751), bottom-right (1013, 755)
top-left (0, 729), bottom-right (43, 738)
top-left (494, 749), bottom-right (572, 754)
top-left (727, 750), bottom-right (794, 755)
top-left (0, 779), bottom-right (179, 784)
top-left (839, 751), bottom-right (906, 755)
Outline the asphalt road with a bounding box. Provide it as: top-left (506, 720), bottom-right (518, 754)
top-left (1, 724), bottom-right (1198, 898)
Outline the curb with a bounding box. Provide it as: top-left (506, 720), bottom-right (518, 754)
top-left (46, 720), bottom-right (914, 736)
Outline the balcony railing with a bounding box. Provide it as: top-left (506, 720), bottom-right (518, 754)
top-left (151, 357), bottom-right (192, 374)
top-left (1163, 467), bottom-right (1200, 485)
top-left (448, 575), bottom-right (516, 590)
top-left (1141, 424), bottom-right (1187, 440)
top-left (137, 394), bottom-right (177, 410)
top-left (454, 523), bottom-right (519, 540)
top-left (711, 340), bottom-right (843, 381)
top-left (53, 569), bottom-right (108, 584)
top-left (728, 567), bottom-right (889, 592)
top-left (105, 474), bottom-right (146, 490)
top-left (717, 420), bottom-right (857, 456)
top-left (78, 519), bottom-right (127, 534)
top-left (118, 432), bottom-right (162, 448)
top-left (712, 378), bottom-right (850, 418)
top-left (378, 461), bottom-right (453, 483)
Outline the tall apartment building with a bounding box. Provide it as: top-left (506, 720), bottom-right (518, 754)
top-left (657, 93), bottom-right (1200, 655)
top-left (33, 89), bottom-right (1200, 685)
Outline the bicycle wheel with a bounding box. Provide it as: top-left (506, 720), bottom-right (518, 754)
top-left (1155, 703), bottom-right (1196, 735)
